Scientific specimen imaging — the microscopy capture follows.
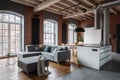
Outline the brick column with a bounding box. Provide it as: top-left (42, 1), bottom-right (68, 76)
top-left (24, 6), bottom-right (33, 45)
top-left (58, 15), bottom-right (63, 45)
top-left (39, 11), bottom-right (44, 44)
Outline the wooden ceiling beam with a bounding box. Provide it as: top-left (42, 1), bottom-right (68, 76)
top-left (25, 0), bottom-right (41, 5)
top-left (34, 0), bottom-right (61, 12)
top-left (64, 9), bottom-right (94, 19)
top-left (11, 0), bottom-right (36, 7)
top-left (58, 2), bottom-right (75, 11)
top-left (85, 0), bottom-right (98, 7)
top-left (44, 8), bottom-right (66, 15)
top-left (110, 8), bottom-right (118, 14)
top-left (69, 0), bottom-right (90, 10)
top-left (88, 13), bottom-right (94, 17)
top-left (48, 5), bottom-right (72, 14)
top-left (53, 4), bottom-right (73, 13)
top-left (59, 1), bottom-right (85, 12)
top-left (74, 17), bottom-right (82, 21)
top-left (46, 7), bottom-right (70, 15)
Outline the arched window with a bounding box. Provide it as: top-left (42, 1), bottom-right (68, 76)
top-left (0, 10), bottom-right (24, 57)
top-left (43, 19), bottom-right (58, 45)
top-left (68, 24), bottom-right (77, 44)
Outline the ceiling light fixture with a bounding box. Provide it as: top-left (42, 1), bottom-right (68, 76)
top-left (74, 27), bottom-right (85, 32)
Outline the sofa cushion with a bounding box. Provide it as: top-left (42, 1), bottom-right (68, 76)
top-left (44, 46), bottom-right (51, 52)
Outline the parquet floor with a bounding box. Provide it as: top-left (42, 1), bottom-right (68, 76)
top-left (0, 53), bottom-right (79, 80)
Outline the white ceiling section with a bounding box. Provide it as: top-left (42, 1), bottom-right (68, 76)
top-left (11, 0), bottom-right (120, 21)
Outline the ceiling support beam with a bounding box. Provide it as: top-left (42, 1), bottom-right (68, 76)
top-left (34, 0), bottom-right (61, 12)
top-left (110, 8), bottom-right (118, 14)
top-left (25, 0), bottom-right (41, 5)
top-left (11, 0), bottom-right (36, 7)
top-left (69, 0), bottom-right (90, 10)
top-left (64, 9), bottom-right (94, 19)
top-left (85, 0), bottom-right (98, 7)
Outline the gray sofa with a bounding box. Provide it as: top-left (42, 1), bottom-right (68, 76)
top-left (18, 45), bottom-right (71, 63)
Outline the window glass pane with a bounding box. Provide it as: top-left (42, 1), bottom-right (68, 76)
top-left (0, 37), bottom-right (2, 42)
top-left (16, 16), bottom-right (21, 23)
top-left (3, 43), bottom-right (8, 49)
top-left (3, 30), bottom-right (8, 37)
top-left (10, 24), bottom-right (16, 30)
top-left (0, 30), bottom-right (2, 37)
top-left (0, 23), bottom-right (2, 29)
top-left (16, 24), bottom-right (20, 31)
top-left (10, 14), bottom-right (15, 22)
top-left (3, 37), bottom-right (8, 42)
top-left (11, 37), bottom-right (16, 42)
top-left (0, 13), bottom-right (2, 21)
top-left (10, 31), bottom-right (16, 36)
top-left (3, 23), bottom-right (8, 29)
top-left (3, 13), bottom-right (9, 22)
top-left (3, 49), bottom-right (8, 56)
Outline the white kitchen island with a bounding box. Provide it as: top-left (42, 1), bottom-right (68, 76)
top-left (77, 44), bottom-right (111, 70)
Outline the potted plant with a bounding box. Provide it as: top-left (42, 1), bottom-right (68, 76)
top-left (77, 36), bottom-right (83, 44)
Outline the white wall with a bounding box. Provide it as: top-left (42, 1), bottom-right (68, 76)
top-left (84, 27), bottom-right (101, 44)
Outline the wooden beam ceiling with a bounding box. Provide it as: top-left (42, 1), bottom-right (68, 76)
top-left (11, 0), bottom-right (120, 21)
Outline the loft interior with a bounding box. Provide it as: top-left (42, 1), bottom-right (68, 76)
top-left (0, 0), bottom-right (120, 80)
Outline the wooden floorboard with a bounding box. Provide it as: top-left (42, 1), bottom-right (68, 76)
top-left (0, 53), bottom-right (79, 80)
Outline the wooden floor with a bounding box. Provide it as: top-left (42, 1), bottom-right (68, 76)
top-left (0, 53), bottom-right (79, 80)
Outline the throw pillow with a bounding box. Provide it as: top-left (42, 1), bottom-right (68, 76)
top-left (44, 46), bottom-right (51, 52)
top-left (52, 48), bottom-right (58, 54)
top-left (51, 47), bottom-right (57, 52)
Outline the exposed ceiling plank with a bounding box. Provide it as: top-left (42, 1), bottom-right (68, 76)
top-left (34, 0), bottom-right (61, 12)
top-left (11, 0), bottom-right (36, 7)
top-left (64, 9), bottom-right (94, 19)
top-left (25, 0), bottom-right (41, 5)
top-left (44, 8), bottom-right (66, 15)
top-left (74, 17), bottom-right (82, 21)
top-left (46, 7), bottom-right (70, 15)
top-left (59, 1), bottom-right (85, 12)
top-left (110, 8), bottom-right (118, 14)
top-left (58, 2), bottom-right (74, 10)
top-left (86, 13), bottom-right (94, 17)
top-left (85, 0), bottom-right (98, 7)
top-left (53, 4), bottom-right (73, 13)
top-left (69, 0), bottom-right (90, 10)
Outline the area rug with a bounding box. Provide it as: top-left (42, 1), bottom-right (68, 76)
top-left (56, 67), bottom-right (120, 80)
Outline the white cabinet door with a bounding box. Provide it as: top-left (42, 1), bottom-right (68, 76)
top-left (77, 46), bottom-right (99, 69)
